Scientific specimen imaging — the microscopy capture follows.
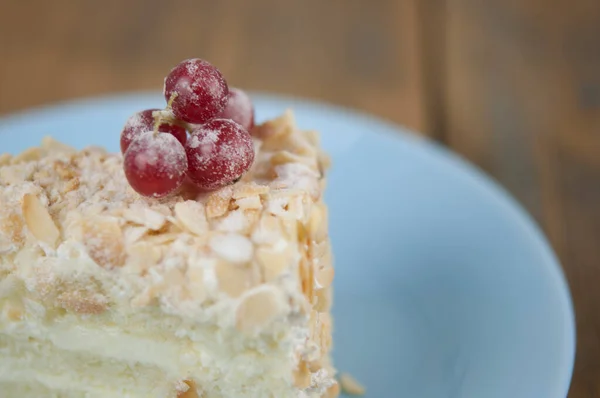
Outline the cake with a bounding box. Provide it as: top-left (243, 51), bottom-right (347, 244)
top-left (0, 109), bottom-right (339, 397)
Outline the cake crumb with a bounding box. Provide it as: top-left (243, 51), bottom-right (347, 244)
top-left (338, 373), bottom-right (365, 396)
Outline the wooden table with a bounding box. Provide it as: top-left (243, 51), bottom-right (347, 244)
top-left (1, 1), bottom-right (599, 396)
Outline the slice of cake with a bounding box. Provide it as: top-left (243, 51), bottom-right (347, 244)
top-left (0, 109), bottom-right (339, 397)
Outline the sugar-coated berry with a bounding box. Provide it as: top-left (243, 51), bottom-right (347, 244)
top-left (120, 109), bottom-right (187, 153)
top-left (124, 132), bottom-right (188, 198)
top-left (164, 58), bottom-right (229, 124)
top-left (185, 119), bottom-right (255, 190)
top-left (218, 87), bottom-right (255, 132)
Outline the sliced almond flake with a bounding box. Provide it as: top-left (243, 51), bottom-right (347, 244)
top-left (314, 287), bottom-right (332, 312)
top-left (206, 186), bottom-right (233, 218)
top-left (53, 159), bottom-right (79, 180)
top-left (315, 266), bottom-right (334, 289)
top-left (11, 147), bottom-right (44, 164)
top-left (63, 177), bottom-right (80, 193)
top-left (56, 290), bottom-right (108, 315)
top-left (339, 373), bottom-right (366, 396)
top-left (215, 260), bottom-right (253, 298)
top-left (213, 210), bottom-right (248, 233)
top-left (318, 312), bottom-right (333, 353)
top-left (127, 242), bottom-right (162, 273)
top-left (255, 245), bottom-right (292, 282)
top-left (147, 233), bottom-right (179, 245)
top-left (81, 146), bottom-right (107, 156)
top-left (177, 380), bottom-right (200, 398)
top-left (1, 166), bottom-right (30, 184)
top-left (210, 234), bottom-right (253, 263)
top-left (270, 150), bottom-right (316, 168)
top-left (0, 153), bottom-right (11, 166)
top-left (318, 151), bottom-right (332, 171)
top-left (123, 226), bottom-right (149, 244)
top-left (41, 136), bottom-right (76, 153)
top-left (185, 264), bottom-right (206, 302)
top-left (251, 214), bottom-right (283, 244)
top-left (236, 287), bottom-right (284, 333)
top-left (293, 360), bottom-right (312, 389)
top-left (81, 218), bottom-right (126, 269)
top-left (307, 204), bottom-right (323, 238)
top-left (123, 206), bottom-right (166, 230)
top-left (0, 213), bottom-right (24, 248)
top-left (304, 130), bottom-right (321, 146)
top-left (325, 383), bottom-right (341, 398)
top-left (233, 182), bottom-right (269, 199)
top-left (174, 201), bottom-right (208, 235)
top-left (21, 193), bottom-right (60, 248)
top-left (235, 195), bottom-right (262, 210)
top-left (252, 109), bottom-right (295, 141)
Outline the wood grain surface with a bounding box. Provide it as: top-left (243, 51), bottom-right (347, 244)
top-left (1, 0), bottom-right (599, 396)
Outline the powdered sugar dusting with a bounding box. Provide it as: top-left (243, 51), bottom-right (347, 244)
top-left (165, 58), bottom-right (228, 124)
top-left (124, 132), bottom-right (187, 198)
top-left (120, 109), bottom-right (187, 153)
top-left (186, 120), bottom-right (254, 190)
top-left (218, 87), bottom-right (254, 131)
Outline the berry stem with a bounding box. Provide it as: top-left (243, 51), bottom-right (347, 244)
top-left (152, 93), bottom-right (186, 134)
top-left (151, 109), bottom-right (191, 130)
top-left (166, 92), bottom-right (178, 109)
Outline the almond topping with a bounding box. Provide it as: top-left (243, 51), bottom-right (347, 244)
top-left (319, 312), bottom-right (333, 353)
top-left (177, 380), bottom-right (200, 398)
top-left (11, 147), bottom-right (43, 164)
top-left (0, 213), bottom-right (24, 247)
top-left (270, 150), bottom-right (316, 168)
top-left (126, 242), bottom-right (162, 273)
top-left (215, 260), bottom-right (254, 298)
top-left (325, 382), bottom-right (341, 398)
top-left (293, 360), bottom-right (312, 389)
top-left (234, 195), bottom-right (262, 210)
top-left (0, 153), bottom-right (11, 166)
top-left (21, 193), bottom-right (60, 248)
top-left (186, 264), bottom-right (206, 302)
top-left (41, 136), bottom-right (76, 153)
top-left (236, 287), bottom-right (284, 333)
top-left (123, 206), bottom-right (167, 230)
top-left (82, 218), bottom-right (126, 269)
top-left (253, 109), bottom-right (295, 143)
top-left (233, 182), bottom-right (269, 199)
top-left (206, 186), bottom-right (233, 218)
top-left (339, 373), bottom-right (365, 396)
top-left (314, 287), bottom-right (332, 312)
top-left (175, 201), bottom-right (208, 235)
top-left (210, 234), bottom-right (253, 263)
top-left (315, 266), bottom-right (335, 289)
top-left (255, 245), bottom-right (291, 282)
top-left (56, 290), bottom-right (108, 315)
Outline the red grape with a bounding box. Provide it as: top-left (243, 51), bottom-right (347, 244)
top-left (120, 109), bottom-right (187, 153)
top-left (185, 119), bottom-right (254, 190)
top-left (164, 59), bottom-right (229, 124)
top-left (123, 132), bottom-right (187, 198)
top-left (218, 87), bottom-right (255, 131)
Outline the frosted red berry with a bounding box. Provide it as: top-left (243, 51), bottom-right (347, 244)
top-left (164, 59), bottom-right (229, 124)
top-left (123, 132), bottom-right (188, 198)
top-left (120, 109), bottom-right (187, 153)
top-left (185, 119), bottom-right (255, 190)
top-left (218, 87), bottom-right (255, 132)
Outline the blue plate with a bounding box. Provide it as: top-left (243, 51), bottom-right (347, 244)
top-left (0, 93), bottom-right (575, 398)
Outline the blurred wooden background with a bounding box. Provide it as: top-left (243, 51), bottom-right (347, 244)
top-left (0, 0), bottom-right (599, 396)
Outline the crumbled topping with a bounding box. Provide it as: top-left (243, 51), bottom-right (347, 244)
top-left (0, 111), bottom-right (336, 395)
